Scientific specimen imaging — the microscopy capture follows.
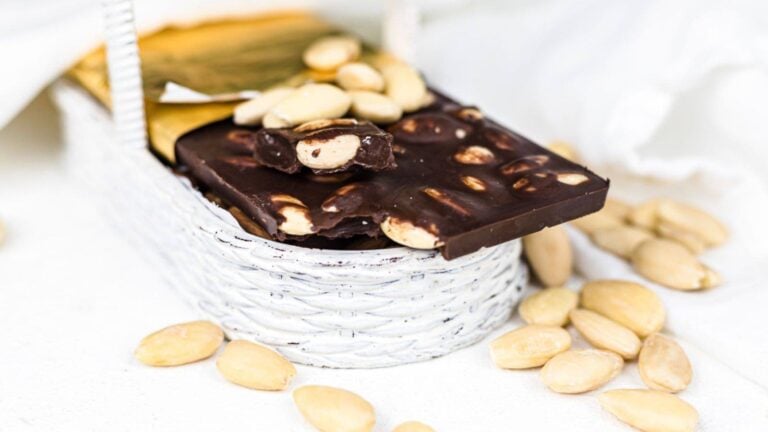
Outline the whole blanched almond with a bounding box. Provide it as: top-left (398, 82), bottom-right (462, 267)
top-left (603, 198), bottom-right (633, 221)
top-left (348, 90), bottom-right (403, 124)
top-left (216, 340), bottom-right (296, 391)
top-left (628, 199), bottom-right (662, 229)
top-left (599, 389), bottom-right (698, 432)
top-left (392, 421), bottom-right (435, 432)
top-left (269, 84), bottom-right (352, 127)
top-left (569, 309), bottom-right (641, 360)
top-left (233, 87), bottom-right (294, 126)
top-left (591, 225), bottom-right (654, 259)
top-left (336, 62), bottom-right (385, 92)
top-left (639, 333), bottom-right (692, 393)
top-left (656, 223), bottom-right (707, 254)
top-left (632, 239), bottom-right (721, 290)
top-left (523, 226), bottom-right (573, 287)
top-left (546, 140), bottom-right (578, 162)
top-left (293, 385), bottom-right (375, 432)
top-left (656, 200), bottom-right (728, 247)
top-left (381, 62), bottom-right (427, 112)
top-left (580, 280), bottom-right (665, 338)
top-left (134, 321), bottom-right (223, 366)
top-left (303, 35), bottom-right (361, 71)
top-left (490, 325), bottom-right (572, 369)
top-left (519, 287), bottom-right (578, 327)
top-left (540, 349), bottom-right (623, 394)
top-left (571, 211), bottom-right (623, 234)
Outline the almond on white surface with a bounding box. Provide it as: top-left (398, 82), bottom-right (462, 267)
top-left (293, 385), bottom-right (375, 432)
top-left (216, 340), bottom-right (296, 391)
top-left (518, 287), bottom-right (578, 327)
top-left (571, 211), bottom-right (623, 234)
top-left (638, 333), bottom-right (692, 393)
top-left (540, 349), bottom-right (623, 394)
top-left (632, 238), bottom-right (721, 290)
top-left (134, 321), bottom-right (223, 367)
top-left (599, 389), bottom-right (698, 432)
top-left (591, 225), bottom-right (654, 259)
top-left (656, 200), bottom-right (728, 247)
top-left (490, 325), bottom-right (572, 369)
top-left (569, 309), bottom-right (642, 360)
top-left (580, 280), bottom-right (665, 338)
top-left (522, 225), bottom-right (573, 287)
top-left (392, 421), bottom-right (435, 432)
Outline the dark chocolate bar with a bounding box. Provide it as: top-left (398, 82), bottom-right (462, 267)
top-left (176, 93), bottom-right (609, 259)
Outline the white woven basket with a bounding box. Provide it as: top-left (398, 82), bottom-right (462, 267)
top-left (50, 0), bottom-right (528, 368)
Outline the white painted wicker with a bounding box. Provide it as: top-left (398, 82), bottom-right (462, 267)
top-left (53, 81), bottom-right (527, 368)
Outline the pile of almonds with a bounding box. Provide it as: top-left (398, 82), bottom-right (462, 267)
top-left (491, 280), bottom-right (697, 431)
top-left (527, 142), bottom-right (728, 291)
top-left (233, 34), bottom-right (429, 130)
top-left (511, 143), bottom-right (724, 431)
top-left (134, 320), bottom-right (434, 432)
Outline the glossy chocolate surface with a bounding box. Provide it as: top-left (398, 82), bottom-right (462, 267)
top-left (176, 93), bottom-right (609, 259)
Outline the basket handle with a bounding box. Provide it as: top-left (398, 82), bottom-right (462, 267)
top-left (101, 0), bottom-right (147, 149)
top-left (383, 0), bottom-right (420, 64)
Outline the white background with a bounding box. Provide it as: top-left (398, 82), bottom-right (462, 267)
top-left (3, 1), bottom-right (768, 431)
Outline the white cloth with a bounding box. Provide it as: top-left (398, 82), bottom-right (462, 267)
top-left (2, 0), bottom-right (768, 430)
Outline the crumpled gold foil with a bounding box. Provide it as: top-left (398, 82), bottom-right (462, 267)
top-left (68, 11), bottom-right (338, 162)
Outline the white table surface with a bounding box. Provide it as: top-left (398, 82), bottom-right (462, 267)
top-left (1, 94), bottom-right (768, 432)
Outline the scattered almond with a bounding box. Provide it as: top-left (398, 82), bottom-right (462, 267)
top-left (571, 211), bottom-right (623, 235)
top-left (490, 325), bottom-right (572, 369)
top-left (134, 321), bottom-right (223, 366)
top-left (632, 238), bottom-right (720, 290)
top-left (541, 349), bottom-right (623, 394)
top-left (628, 199), bottom-right (662, 229)
top-left (216, 340), bottom-right (296, 391)
top-left (580, 280), bottom-right (665, 338)
top-left (656, 200), bottom-right (728, 247)
top-left (518, 287), bottom-right (578, 327)
top-left (591, 225), bottom-right (654, 259)
top-left (638, 333), bottom-right (692, 393)
top-left (599, 389), bottom-right (698, 432)
top-left (602, 198), bottom-right (633, 221)
top-left (656, 223), bottom-right (707, 254)
top-left (546, 140), bottom-right (578, 162)
top-left (0, 219), bottom-right (6, 245)
top-left (293, 385), bottom-right (375, 432)
top-left (392, 421), bottom-right (435, 432)
top-left (569, 309), bottom-right (641, 360)
top-left (522, 226), bottom-right (573, 287)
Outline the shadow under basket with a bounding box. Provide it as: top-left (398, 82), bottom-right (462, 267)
top-left (52, 80), bottom-right (528, 368)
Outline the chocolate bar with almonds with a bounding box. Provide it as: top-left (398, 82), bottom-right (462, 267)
top-left (176, 93), bottom-right (609, 259)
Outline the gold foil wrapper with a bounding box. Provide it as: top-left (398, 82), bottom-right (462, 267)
top-left (68, 11), bottom-right (339, 162)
